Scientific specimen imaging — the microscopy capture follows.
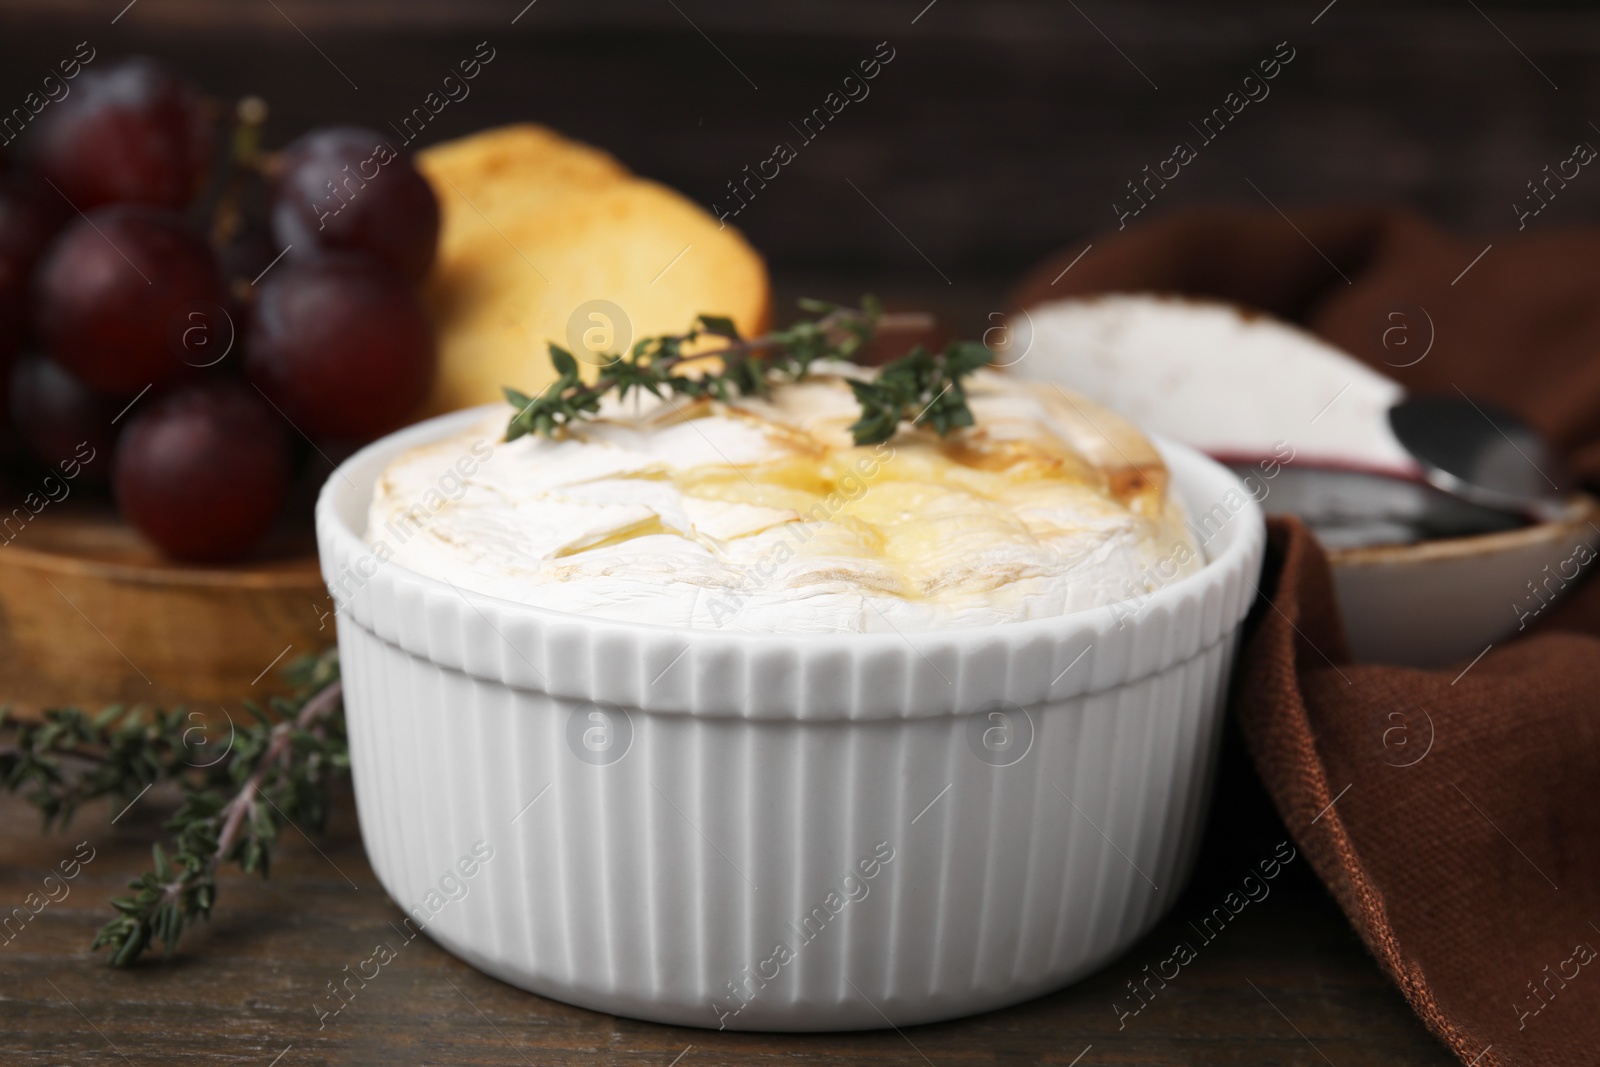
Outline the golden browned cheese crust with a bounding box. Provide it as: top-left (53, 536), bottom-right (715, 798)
top-left (367, 370), bottom-right (1206, 633)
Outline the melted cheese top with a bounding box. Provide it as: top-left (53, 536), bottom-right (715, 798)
top-left (366, 368), bottom-right (1205, 633)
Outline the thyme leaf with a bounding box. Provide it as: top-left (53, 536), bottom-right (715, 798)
top-left (504, 297), bottom-right (988, 447)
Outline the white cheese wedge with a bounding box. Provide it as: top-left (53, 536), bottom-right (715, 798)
top-left (1007, 293), bottom-right (1417, 476)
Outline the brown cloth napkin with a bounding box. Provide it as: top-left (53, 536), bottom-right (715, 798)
top-left (1012, 208), bottom-right (1600, 1067)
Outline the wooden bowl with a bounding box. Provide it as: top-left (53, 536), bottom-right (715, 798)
top-left (0, 495), bottom-right (331, 716)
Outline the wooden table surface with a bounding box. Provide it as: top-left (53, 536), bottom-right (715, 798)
top-left (0, 716), bottom-right (1455, 1067)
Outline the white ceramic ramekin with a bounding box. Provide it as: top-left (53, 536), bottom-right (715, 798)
top-left (315, 407), bottom-right (1266, 1031)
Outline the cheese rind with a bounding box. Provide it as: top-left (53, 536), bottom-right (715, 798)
top-left (367, 369), bottom-right (1205, 633)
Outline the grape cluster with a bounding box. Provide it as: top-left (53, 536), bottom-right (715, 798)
top-left (1, 57), bottom-right (439, 561)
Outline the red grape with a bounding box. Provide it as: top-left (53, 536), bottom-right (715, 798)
top-left (34, 205), bottom-right (229, 392)
top-left (30, 57), bottom-right (215, 211)
top-left (0, 174), bottom-right (67, 358)
top-left (270, 127), bottom-right (439, 282)
top-left (10, 354), bottom-right (125, 484)
top-left (113, 378), bottom-right (290, 561)
top-left (245, 255), bottom-right (435, 440)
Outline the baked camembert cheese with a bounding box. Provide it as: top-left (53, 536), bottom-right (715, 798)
top-left (367, 368), bottom-right (1204, 632)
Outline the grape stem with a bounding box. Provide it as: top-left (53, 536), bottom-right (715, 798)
top-left (209, 95), bottom-right (269, 252)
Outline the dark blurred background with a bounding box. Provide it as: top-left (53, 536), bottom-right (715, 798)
top-left (3, 0), bottom-right (1594, 325)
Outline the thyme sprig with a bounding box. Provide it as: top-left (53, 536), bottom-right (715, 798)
top-left (504, 297), bottom-right (993, 446)
top-left (0, 650), bottom-right (347, 966)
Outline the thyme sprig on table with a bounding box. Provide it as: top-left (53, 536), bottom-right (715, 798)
top-left (0, 650), bottom-right (347, 966)
top-left (503, 297), bottom-right (994, 446)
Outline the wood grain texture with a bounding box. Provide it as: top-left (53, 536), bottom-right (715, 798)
top-left (0, 723), bottom-right (1455, 1065)
top-left (0, 496), bottom-right (328, 713)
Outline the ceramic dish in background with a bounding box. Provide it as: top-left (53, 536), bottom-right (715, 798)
top-left (1213, 465), bottom-right (1600, 665)
top-left (315, 406), bottom-right (1265, 1031)
top-left (1005, 293), bottom-right (1596, 668)
top-left (1327, 493), bottom-right (1600, 666)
